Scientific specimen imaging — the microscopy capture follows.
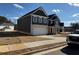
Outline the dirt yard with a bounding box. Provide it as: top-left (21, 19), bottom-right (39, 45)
top-left (0, 31), bottom-right (67, 46)
top-left (0, 36), bottom-right (51, 45)
top-left (54, 32), bottom-right (70, 37)
top-left (0, 32), bottom-right (66, 55)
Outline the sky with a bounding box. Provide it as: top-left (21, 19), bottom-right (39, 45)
top-left (0, 3), bottom-right (79, 26)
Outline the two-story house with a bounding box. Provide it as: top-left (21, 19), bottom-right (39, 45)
top-left (48, 14), bottom-right (64, 34)
top-left (17, 7), bottom-right (64, 35)
top-left (17, 7), bottom-right (48, 35)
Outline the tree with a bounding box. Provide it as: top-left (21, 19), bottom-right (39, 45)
top-left (0, 16), bottom-right (8, 24)
top-left (71, 22), bottom-right (79, 31)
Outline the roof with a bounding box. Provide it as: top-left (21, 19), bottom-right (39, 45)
top-left (48, 14), bottom-right (61, 23)
top-left (49, 14), bottom-right (56, 17)
top-left (59, 22), bottom-right (64, 26)
top-left (19, 7), bottom-right (48, 19)
top-left (1, 22), bottom-right (14, 26)
top-left (48, 14), bottom-right (58, 19)
top-left (2, 26), bottom-right (11, 29)
top-left (0, 26), bottom-right (11, 30)
top-left (0, 26), bottom-right (5, 29)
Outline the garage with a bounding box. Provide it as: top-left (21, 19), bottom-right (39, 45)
top-left (31, 25), bottom-right (48, 35)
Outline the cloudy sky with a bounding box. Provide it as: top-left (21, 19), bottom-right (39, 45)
top-left (0, 3), bottom-right (79, 26)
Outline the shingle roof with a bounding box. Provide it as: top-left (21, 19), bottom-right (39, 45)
top-left (19, 6), bottom-right (48, 19)
top-left (59, 22), bottom-right (64, 26)
top-left (48, 14), bottom-right (57, 19)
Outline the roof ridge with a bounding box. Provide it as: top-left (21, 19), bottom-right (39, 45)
top-left (18, 6), bottom-right (48, 19)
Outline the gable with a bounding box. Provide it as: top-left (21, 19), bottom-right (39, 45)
top-left (18, 7), bottom-right (48, 20)
top-left (49, 14), bottom-right (60, 22)
top-left (33, 9), bottom-right (47, 17)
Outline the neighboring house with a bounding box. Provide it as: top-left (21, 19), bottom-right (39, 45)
top-left (17, 7), bottom-right (48, 35)
top-left (48, 14), bottom-right (64, 35)
top-left (17, 7), bottom-right (64, 35)
top-left (0, 22), bottom-right (14, 32)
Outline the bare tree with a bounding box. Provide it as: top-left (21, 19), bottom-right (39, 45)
top-left (71, 23), bottom-right (79, 31)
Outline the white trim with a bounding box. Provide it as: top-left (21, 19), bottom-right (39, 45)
top-left (43, 17), bottom-right (48, 24)
top-left (32, 24), bottom-right (48, 27)
top-left (38, 16), bottom-right (42, 23)
top-left (31, 15), bottom-right (32, 34)
top-left (32, 16), bottom-right (37, 23)
top-left (31, 14), bottom-right (48, 18)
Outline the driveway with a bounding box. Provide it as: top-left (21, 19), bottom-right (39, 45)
top-left (35, 35), bottom-right (66, 42)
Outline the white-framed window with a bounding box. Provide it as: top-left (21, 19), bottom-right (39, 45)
top-left (43, 18), bottom-right (48, 24)
top-left (51, 20), bottom-right (55, 25)
top-left (32, 16), bottom-right (37, 23)
top-left (51, 20), bottom-right (53, 24)
top-left (38, 17), bottom-right (42, 23)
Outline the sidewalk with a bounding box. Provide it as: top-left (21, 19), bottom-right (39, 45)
top-left (0, 36), bottom-right (66, 55)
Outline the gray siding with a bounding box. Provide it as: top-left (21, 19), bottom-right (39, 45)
top-left (17, 15), bottom-right (31, 34)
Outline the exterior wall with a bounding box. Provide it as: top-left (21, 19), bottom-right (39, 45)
top-left (17, 15), bottom-right (31, 34)
top-left (60, 26), bottom-right (64, 32)
top-left (30, 14), bottom-right (48, 35)
top-left (48, 19), bottom-right (61, 34)
top-left (48, 26), bottom-right (53, 34)
top-left (48, 15), bottom-right (64, 35)
top-left (48, 26), bottom-right (60, 34)
top-left (48, 20), bottom-right (64, 34)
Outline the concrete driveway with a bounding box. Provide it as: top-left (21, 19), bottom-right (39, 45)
top-left (35, 35), bottom-right (66, 41)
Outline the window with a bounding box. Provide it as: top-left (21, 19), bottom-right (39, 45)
top-left (38, 17), bottom-right (42, 23)
top-left (52, 21), bottom-right (55, 26)
top-left (55, 19), bottom-right (59, 25)
top-left (32, 16), bottom-right (37, 23)
top-left (43, 18), bottom-right (48, 24)
top-left (51, 20), bottom-right (53, 24)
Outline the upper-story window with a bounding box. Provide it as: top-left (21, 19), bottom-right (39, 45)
top-left (43, 18), bottom-right (48, 24)
top-left (55, 18), bottom-right (60, 25)
top-left (50, 20), bottom-right (53, 24)
top-left (56, 21), bottom-right (59, 25)
top-left (38, 17), bottom-right (42, 23)
top-left (32, 16), bottom-right (37, 23)
top-left (52, 21), bottom-right (55, 26)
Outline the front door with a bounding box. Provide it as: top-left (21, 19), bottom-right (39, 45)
top-left (51, 28), bottom-right (52, 34)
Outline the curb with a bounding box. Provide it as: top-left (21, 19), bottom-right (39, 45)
top-left (23, 42), bottom-right (66, 55)
top-left (0, 42), bottom-right (66, 55)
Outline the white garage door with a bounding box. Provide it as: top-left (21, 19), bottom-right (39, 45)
top-left (32, 25), bottom-right (48, 35)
